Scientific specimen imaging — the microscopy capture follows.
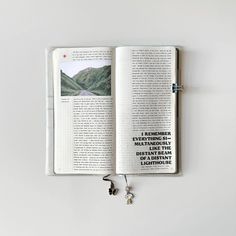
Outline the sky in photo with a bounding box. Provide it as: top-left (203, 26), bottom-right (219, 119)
top-left (60, 60), bottom-right (111, 77)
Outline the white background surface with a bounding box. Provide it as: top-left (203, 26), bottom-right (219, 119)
top-left (1, 0), bottom-right (236, 235)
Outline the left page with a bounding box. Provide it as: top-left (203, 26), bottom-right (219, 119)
top-left (52, 47), bottom-right (114, 174)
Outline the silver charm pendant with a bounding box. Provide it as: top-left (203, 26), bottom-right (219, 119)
top-left (125, 186), bottom-right (134, 205)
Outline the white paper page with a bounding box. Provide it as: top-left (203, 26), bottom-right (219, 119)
top-left (52, 47), bottom-right (114, 174)
top-left (115, 46), bottom-right (177, 174)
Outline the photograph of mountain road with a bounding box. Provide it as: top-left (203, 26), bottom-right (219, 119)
top-left (61, 64), bottom-right (111, 96)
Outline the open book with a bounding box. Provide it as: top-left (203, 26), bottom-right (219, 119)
top-left (46, 46), bottom-right (181, 175)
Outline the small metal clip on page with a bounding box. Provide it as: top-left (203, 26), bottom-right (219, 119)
top-left (103, 175), bottom-right (118, 196)
top-left (172, 83), bottom-right (183, 93)
top-left (124, 175), bottom-right (134, 205)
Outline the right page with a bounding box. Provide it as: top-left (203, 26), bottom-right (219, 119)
top-left (115, 46), bottom-right (178, 174)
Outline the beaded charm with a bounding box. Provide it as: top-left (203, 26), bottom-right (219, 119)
top-left (125, 186), bottom-right (134, 205)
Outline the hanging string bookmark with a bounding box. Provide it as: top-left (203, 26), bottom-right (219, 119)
top-left (102, 174), bottom-right (118, 196)
top-left (124, 175), bottom-right (135, 205)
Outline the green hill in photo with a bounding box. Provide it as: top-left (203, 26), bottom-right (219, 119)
top-left (72, 65), bottom-right (111, 96)
top-left (61, 71), bottom-right (83, 96)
